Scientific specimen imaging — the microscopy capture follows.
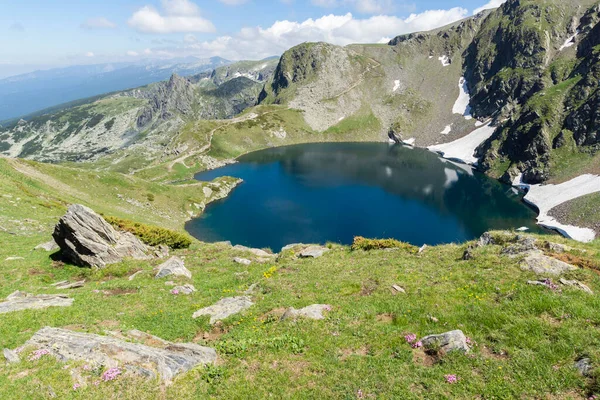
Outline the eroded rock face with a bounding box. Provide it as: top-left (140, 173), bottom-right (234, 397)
top-left (21, 327), bottom-right (216, 383)
top-left (421, 330), bottom-right (469, 354)
top-left (155, 257), bottom-right (192, 279)
top-left (281, 304), bottom-right (332, 321)
top-left (53, 204), bottom-right (149, 268)
top-left (192, 296), bottom-right (254, 324)
top-left (0, 291), bottom-right (73, 314)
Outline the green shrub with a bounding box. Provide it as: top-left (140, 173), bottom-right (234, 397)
top-left (104, 216), bottom-right (193, 249)
top-left (351, 236), bottom-right (418, 253)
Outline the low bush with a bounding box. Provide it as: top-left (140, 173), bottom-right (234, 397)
top-left (104, 216), bottom-right (193, 249)
top-left (351, 236), bottom-right (418, 253)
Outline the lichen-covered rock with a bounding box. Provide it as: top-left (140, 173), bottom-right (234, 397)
top-left (192, 296), bottom-right (253, 324)
top-left (20, 327), bottom-right (216, 383)
top-left (421, 330), bottom-right (469, 354)
top-left (233, 245), bottom-right (274, 258)
top-left (155, 257), bottom-right (191, 279)
top-left (298, 245), bottom-right (330, 258)
top-left (233, 257), bottom-right (252, 266)
top-left (0, 291), bottom-right (73, 314)
top-left (520, 253), bottom-right (577, 276)
top-left (52, 204), bottom-right (149, 268)
top-left (281, 304), bottom-right (332, 321)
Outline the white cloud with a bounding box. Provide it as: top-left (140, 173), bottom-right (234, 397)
top-left (311, 0), bottom-right (410, 14)
top-left (149, 8), bottom-right (468, 60)
top-left (128, 0), bottom-right (215, 34)
top-left (219, 0), bottom-right (249, 4)
top-left (473, 0), bottom-right (506, 15)
top-left (127, 50), bottom-right (139, 56)
top-left (81, 17), bottom-right (117, 29)
top-left (85, 52), bottom-right (95, 57)
top-left (184, 33), bottom-right (198, 43)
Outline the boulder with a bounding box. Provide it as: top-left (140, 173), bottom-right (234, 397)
top-left (233, 257), bottom-right (252, 266)
top-left (3, 348), bottom-right (20, 364)
top-left (52, 204), bottom-right (150, 268)
top-left (281, 243), bottom-right (307, 252)
top-left (421, 330), bottom-right (469, 354)
top-left (155, 257), bottom-right (191, 279)
top-left (34, 241), bottom-right (59, 252)
top-left (575, 357), bottom-right (593, 377)
top-left (477, 232), bottom-right (495, 247)
top-left (20, 327), bottom-right (216, 383)
top-left (281, 304), bottom-right (332, 320)
top-left (0, 291), bottom-right (73, 314)
top-left (520, 252), bottom-right (577, 276)
top-left (501, 235), bottom-right (537, 256)
top-left (233, 245), bottom-right (274, 258)
top-left (298, 245), bottom-right (330, 258)
top-left (192, 296), bottom-right (253, 324)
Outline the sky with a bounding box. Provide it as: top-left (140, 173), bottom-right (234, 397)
top-left (0, 0), bottom-right (506, 76)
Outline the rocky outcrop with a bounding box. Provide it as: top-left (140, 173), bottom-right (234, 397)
top-left (19, 327), bottom-right (216, 383)
top-left (0, 291), bottom-right (73, 314)
top-left (192, 296), bottom-right (254, 324)
top-left (52, 204), bottom-right (149, 268)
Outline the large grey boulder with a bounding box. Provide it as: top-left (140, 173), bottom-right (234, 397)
top-left (155, 257), bottom-right (191, 279)
top-left (52, 204), bottom-right (149, 268)
top-left (20, 327), bottom-right (216, 383)
top-left (520, 252), bottom-right (577, 276)
top-left (192, 296), bottom-right (253, 324)
top-left (0, 291), bottom-right (73, 314)
top-left (420, 330), bottom-right (469, 354)
top-left (281, 304), bottom-right (332, 321)
top-left (298, 245), bottom-right (330, 258)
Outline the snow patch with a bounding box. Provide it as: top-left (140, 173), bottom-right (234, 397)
top-left (519, 174), bottom-right (600, 242)
top-left (452, 77), bottom-right (473, 120)
top-left (441, 125), bottom-right (452, 135)
top-left (393, 80), bottom-right (401, 92)
top-left (428, 123), bottom-right (496, 165)
top-left (444, 168), bottom-right (459, 188)
top-left (475, 120), bottom-right (484, 127)
top-left (438, 55), bottom-right (450, 67)
top-left (403, 138), bottom-right (416, 146)
top-left (559, 31), bottom-right (579, 51)
top-left (516, 227), bottom-right (529, 232)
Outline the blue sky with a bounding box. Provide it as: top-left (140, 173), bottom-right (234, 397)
top-left (0, 0), bottom-right (504, 75)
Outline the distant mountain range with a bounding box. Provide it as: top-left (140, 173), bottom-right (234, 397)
top-left (0, 57), bottom-right (231, 122)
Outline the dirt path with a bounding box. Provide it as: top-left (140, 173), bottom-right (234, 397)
top-left (332, 57), bottom-right (381, 99)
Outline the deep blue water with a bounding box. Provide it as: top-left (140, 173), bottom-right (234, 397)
top-left (187, 143), bottom-right (541, 251)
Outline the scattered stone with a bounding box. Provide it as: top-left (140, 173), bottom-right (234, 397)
top-left (527, 280), bottom-right (547, 287)
top-left (52, 204), bottom-right (150, 268)
top-left (20, 327), bottom-right (216, 383)
top-left (50, 280), bottom-right (69, 287)
top-left (462, 246), bottom-right (475, 260)
top-left (3, 348), bottom-right (20, 364)
top-left (233, 245), bottom-right (274, 258)
top-left (281, 243), bottom-right (306, 252)
top-left (477, 232), bottom-right (495, 247)
top-left (0, 291), bottom-right (73, 314)
top-left (192, 296), bottom-right (254, 324)
top-left (155, 257), bottom-right (191, 279)
top-left (154, 245), bottom-right (170, 259)
top-left (502, 236), bottom-right (537, 256)
top-left (575, 357), bottom-right (593, 377)
top-left (281, 304), bottom-right (332, 321)
top-left (172, 284), bottom-right (196, 295)
top-left (5, 257), bottom-right (24, 261)
top-left (520, 252), bottom-right (577, 276)
top-left (243, 283), bottom-right (259, 295)
top-left (164, 281), bottom-right (176, 286)
top-left (545, 242), bottom-right (572, 254)
top-left (559, 278), bottom-right (593, 294)
top-left (34, 241), bottom-right (59, 252)
top-left (428, 315), bottom-right (439, 323)
top-left (298, 245), bottom-right (330, 258)
top-left (233, 257), bottom-right (251, 266)
top-left (54, 280), bottom-right (85, 290)
top-left (421, 330), bottom-right (469, 354)
top-left (128, 271), bottom-right (144, 281)
top-left (391, 285), bottom-right (406, 294)
top-left (418, 245), bottom-right (428, 254)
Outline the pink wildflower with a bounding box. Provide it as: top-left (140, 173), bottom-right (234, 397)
top-left (323, 305), bottom-right (332, 312)
top-left (445, 374), bottom-right (458, 384)
top-left (28, 349), bottom-right (50, 361)
top-left (93, 380), bottom-right (100, 387)
top-left (171, 289), bottom-right (180, 295)
top-left (357, 389), bottom-right (365, 399)
top-left (405, 333), bottom-right (417, 343)
top-left (466, 337), bottom-right (473, 345)
top-left (102, 367), bottom-right (122, 382)
top-left (73, 384), bottom-right (81, 391)
top-left (83, 364), bottom-right (91, 371)
top-left (411, 341), bottom-right (423, 349)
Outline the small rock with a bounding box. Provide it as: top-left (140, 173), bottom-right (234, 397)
top-left (192, 296), bottom-right (254, 324)
top-left (477, 232), bottom-right (495, 247)
top-left (281, 304), bottom-right (332, 321)
top-left (559, 278), bottom-right (593, 294)
top-left (298, 246), bottom-right (330, 258)
top-left (233, 257), bottom-right (251, 266)
top-left (428, 315), bottom-right (439, 323)
top-left (281, 243), bottom-right (306, 252)
top-left (3, 348), bottom-right (20, 364)
top-left (527, 280), bottom-right (547, 287)
top-left (243, 283), bottom-right (259, 295)
top-left (575, 357), bottom-right (593, 376)
top-left (155, 257), bottom-right (191, 279)
top-left (521, 252), bottom-right (577, 276)
top-left (418, 245), bottom-right (428, 254)
top-left (391, 285), bottom-right (406, 294)
top-left (421, 330), bottom-right (469, 354)
top-left (154, 244), bottom-right (169, 259)
top-left (128, 271), bottom-right (144, 281)
top-left (502, 235), bottom-right (537, 256)
top-left (54, 280), bottom-right (85, 290)
top-left (164, 281), bottom-right (176, 286)
top-left (34, 241), bottom-right (59, 252)
top-left (462, 246), bottom-right (475, 260)
top-left (546, 242), bottom-right (572, 254)
top-left (173, 284), bottom-right (196, 295)
top-left (0, 291), bottom-right (73, 314)
top-left (5, 257), bottom-right (24, 261)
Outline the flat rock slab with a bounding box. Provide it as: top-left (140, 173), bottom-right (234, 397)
top-left (233, 245), bottom-right (274, 258)
top-left (559, 278), bottom-right (593, 294)
top-left (421, 330), bottom-right (469, 354)
top-left (281, 304), bottom-right (332, 320)
top-left (520, 252), bottom-right (577, 275)
top-left (298, 246), bottom-right (330, 258)
top-left (155, 257), bottom-right (191, 279)
top-left (0, 291), bottom-right (73, 314)
top-left (21, 327), bottom-right (216, 383)
top-left (52, 280), bottom-right (85, 290)
top-left (233, 257), bottom-right (251, 266)
top-left (34, 241), bottom-right (59, 252)
top-left (192, 296), bottom-right (253, 324)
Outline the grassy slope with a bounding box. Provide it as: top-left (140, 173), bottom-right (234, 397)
top-left (2, 156), bottom-right (600, 398)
